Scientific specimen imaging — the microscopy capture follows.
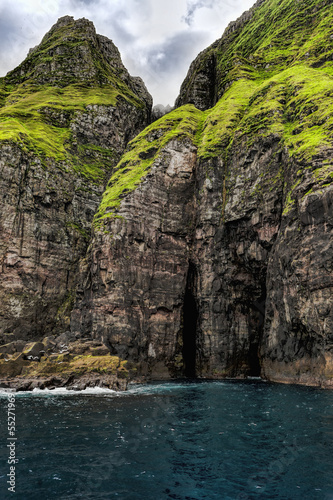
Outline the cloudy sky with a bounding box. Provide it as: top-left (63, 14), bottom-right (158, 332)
top-left (0, 0), bottom-right (255, 105)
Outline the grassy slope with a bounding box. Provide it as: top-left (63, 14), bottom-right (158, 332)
top-left (95, 0), bottom-right (332, 223)
top-left (0, 82), bottom-right (120, 181)
top-left (0, 18), bottom-right (145, 182)
top-left (94, 104), bottom-right (202, 224)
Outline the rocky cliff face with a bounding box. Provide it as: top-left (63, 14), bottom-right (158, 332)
top-left (71, 107), bottom-right (200, 378)
top-left (1, 1), bottom-right (332, 389)
top-left (0, 16), bottom-right (152, 342)
top-left (71, 0), bottom-right (333, 387)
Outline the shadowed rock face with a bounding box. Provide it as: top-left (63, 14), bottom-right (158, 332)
top-left (71, 137), bottom-right (198, 379)
top-left (262, 182), bottom-right (333, 386)
top-left (175, 52), bottom-right (217, 111)
top-left (71, 0), bottom-right (333, 388)
top-left (0, 17), bottom-right (152, 341)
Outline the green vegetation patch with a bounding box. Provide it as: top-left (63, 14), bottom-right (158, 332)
top-left (0, 354), bottom-right (129, 379)
top-left (0, 81), bottom-right (123, 180)
top-left (94, 104), bottom-right (203, 225)
top-left (0, 12), bottom-right (147, 179)
top-left (177, 0), bottom-right (333, 160)
top-left (197, 80), bottom-right (257, 158)
top-left (215, 0), bottom-right (333, 91)
top-left (40, 354), bottom-right (126, 377)
top-left (5, 16), bottom-right (145, 109)
top-left (94, 58), bottom-right (333, 224)
top-left (193, 63), bottom-right (333, 162)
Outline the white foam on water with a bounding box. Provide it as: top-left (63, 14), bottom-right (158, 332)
top-left (0, 379), bottom-right (229, 397)
top-left (0, 386), bottom-right (120, 397)
top-left (126, 382), bottom-right (191, 395)
top-left (127, 380), bottom-right (227, 395)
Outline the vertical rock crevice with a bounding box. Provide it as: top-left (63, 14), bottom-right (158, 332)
top-left (248, 287), bottom-right (266, 377)
top-left (182, 261), bottom-right (198, 378)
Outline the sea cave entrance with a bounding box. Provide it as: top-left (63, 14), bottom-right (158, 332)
top-left (182, 262), bottom-right (198, 378)
top-left (248, 288), bottom-right (266, 377)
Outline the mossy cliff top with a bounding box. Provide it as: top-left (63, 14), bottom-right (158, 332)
top-left (177, 0), bottom-right (333, 107)
top-left (95, 0), bottom-right (332, 222)
top-left (5, 15), bottom-right (150, 100)
top-left (175, 0), bottom-right (333, 161)
top-left (95, 104), bottom-right (202, 224)
top-left (0, 16), bottom-right (152, 180)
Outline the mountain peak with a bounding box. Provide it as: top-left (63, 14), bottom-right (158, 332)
top-left (5, 16), bottom-right (136, 90)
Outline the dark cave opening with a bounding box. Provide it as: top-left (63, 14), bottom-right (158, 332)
top-left (248, 338), bottom-right (262, 377)
top-left (248, 288), bottom-right (266, 377)
top-left (182, 262), bottom-right (198, 378)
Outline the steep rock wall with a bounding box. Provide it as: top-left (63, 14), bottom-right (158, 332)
top-left (192, 135), bottom-right (284, 378)
top-left (71, 109), bottom-right (200, 378)
top-left (1, 1), bottom-right (332, 388)
top-left (262, 160), bottom-right (333, 386)
top-left (72, 0), bottom-right (333, 387)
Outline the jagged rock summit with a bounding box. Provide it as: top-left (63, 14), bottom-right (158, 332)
top-left (7, 15), bottom-right (151, 107)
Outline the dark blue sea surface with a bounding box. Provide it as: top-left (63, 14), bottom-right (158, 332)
top-left (0, 379), bottom-right (333, 499)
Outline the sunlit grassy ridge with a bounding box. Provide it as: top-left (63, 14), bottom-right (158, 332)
top-left (0, 81), bottom-right (122, 180)
top-left (194, 0), bottom-right (333, 160)
top-left (214, 0), bottom-right (333, 91)
top-left (94, 105), bottom-right (202, 224)
top-left (1, 0), bottom-right (332, 223)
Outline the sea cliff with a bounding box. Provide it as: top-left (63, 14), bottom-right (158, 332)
top-left (0, 0), bottom-right (332, 389)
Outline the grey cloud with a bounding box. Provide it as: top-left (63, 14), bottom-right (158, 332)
top-left (183, 0), bottom-right (215, 26)
top-left (0, 5), bottom-right (25, 45)
top-left (0, 4), bottom-right (39, 75)
top-left (69, 0), bottom-right (99, 5)
top-left (66, 1), bottom-right (137, 46)
top-left (102, 11), bottom-right (136, 46)
top-left (127, 29), bottom-right (210, 104)
top-left (144, 30), bottom-right (207, 74)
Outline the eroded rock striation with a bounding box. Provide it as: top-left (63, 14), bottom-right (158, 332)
top-left (72, 0), bottom-right (333, 388)
top-left (71, 108), bottom-right (200, 379)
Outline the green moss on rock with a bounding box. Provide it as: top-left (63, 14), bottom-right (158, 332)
top-left (0, 353), bottom-right (129, 379)
top-left (0, 81), bottom-right (131, 181)
top-left (94, 104), bottom-right (203, 225)
top-left (176, 0), bottom-right (333, 160)
top-left (0, 16), bottom-right (150, 182)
